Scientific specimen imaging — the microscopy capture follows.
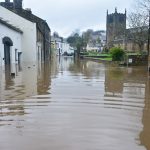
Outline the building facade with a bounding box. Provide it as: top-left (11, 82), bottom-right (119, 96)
top-left (0, 0), bottom-right (51, 62)
top-left (82, 30), bottom-right (106, 52)
top-left (106, 8), bottom-right (148, 52)
top-left (0, 5), bottom-right (37, 64)
top-left (0, 18), bottom-right (22, 74)
top-left (51, 35), bottom-right (74, 56)
top-left (106, 8), bottom-right (126, 48)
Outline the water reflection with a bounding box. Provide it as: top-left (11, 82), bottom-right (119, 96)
top-left (0, 61), bottom-right (57, 120)
top-left (69, 58), bottom-right (105, 78)
top-left (37, 62), bottom-right (51, 95)
top-left (104, 65), bottom-right (148, 149)
top-left (140, 80), bottom-right (150, 150)
top-left (0, 57), bottom-right (150, 150)
top-left (105, 67), bottom-right (124, 97)
top-left (4, 65), bottom-right (14, 90)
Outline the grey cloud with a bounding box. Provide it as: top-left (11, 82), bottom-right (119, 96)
top-left (1, 0), bottom-right (134, 37)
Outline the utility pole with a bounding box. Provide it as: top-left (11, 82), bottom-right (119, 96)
top-left (148, 11), bottom-right (150, 73)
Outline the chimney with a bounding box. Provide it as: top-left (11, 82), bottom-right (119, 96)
top-left (5, 0), bottom-right (10, 2)
top-left (25, 8), bottom-right (32, 14)
top-left (13, 0), bottom-right (23, 9)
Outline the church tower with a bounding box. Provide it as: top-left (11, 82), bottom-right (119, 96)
top-left (106, 8), bottom-right (126, 47)
top-left (13, 0), bottom-right (23, 9)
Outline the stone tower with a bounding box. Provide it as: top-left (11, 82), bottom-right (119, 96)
top-left (106, 8), bottom-right (126, 47)
top-left (13, 0), bottom-right (23, 9)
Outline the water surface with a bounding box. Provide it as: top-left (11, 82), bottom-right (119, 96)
top-left (0, 57), bottom-right (150, 150)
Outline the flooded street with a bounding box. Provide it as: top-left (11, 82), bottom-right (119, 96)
top-left (0, 57), bottom-right (150, 150)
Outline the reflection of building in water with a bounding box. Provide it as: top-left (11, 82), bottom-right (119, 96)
top-left (140, 80), bottom-right (150, 150)
top-left (105, 67), bottom-right (147, 98)
top-left (0, 61), bottom-right (55, 118)
top-left (105, 66), bottom-right (150, 150)
top-left (123, 68), bottom-right (147, 103)
top-left (59, 56), bottom-right (74, 72)
top-left (69, 59), bottom-right (105, 79)
top-left (37, 62), bottom-right (51, 95)
top-left (0, 63), bottom-right (38, 100)
top-left (22, 63), bottom-right (37, 97)
top-left (51, 56), bottom-right (59, 77)
top-left (4, 65), bottom-right (14, 90)
top-left (105, 67), bottom-right (124, 97)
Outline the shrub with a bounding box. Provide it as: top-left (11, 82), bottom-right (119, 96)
top-left (110, 47), bottom-right (125, 61)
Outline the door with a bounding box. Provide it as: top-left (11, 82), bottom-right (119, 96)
top-left (3, 37), bottom-right (13, 65)
top-left (4, 44), bottom-right (11, 65)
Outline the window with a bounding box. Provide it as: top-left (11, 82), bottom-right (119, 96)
top-left (108, 16), bottom-right (113, 23)
top-left (119, 17), bottom-right (124, 22)
top-left (15, 49), bottom-right (18, 61)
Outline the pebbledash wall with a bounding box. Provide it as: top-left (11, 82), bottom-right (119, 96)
top-left (0, 5), bottom-right (37, 64)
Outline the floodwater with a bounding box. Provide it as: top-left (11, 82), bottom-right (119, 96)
top-left (0, 57), bottom-right (150, 150)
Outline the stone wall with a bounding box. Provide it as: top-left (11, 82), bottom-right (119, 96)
top-left (126, 55), bottom-right (148, 65)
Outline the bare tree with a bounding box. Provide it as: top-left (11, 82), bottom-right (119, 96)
top-left (82, 29), bottom-right (93, 46)
top-left (137, 0), bottom-right (150, 11)
top-left (128, 7), bottom-right (149, 51)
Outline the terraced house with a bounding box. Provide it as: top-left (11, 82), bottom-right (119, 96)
top-left (0, 5), bottom-right (37, 71)
top-left (0, 0), bottom-right (51, 63)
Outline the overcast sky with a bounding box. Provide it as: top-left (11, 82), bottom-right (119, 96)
top-left (1, 0), bottom-right (135, 37)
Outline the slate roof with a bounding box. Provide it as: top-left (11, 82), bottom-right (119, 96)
top-left (0, 17), bottom-right (23, 33)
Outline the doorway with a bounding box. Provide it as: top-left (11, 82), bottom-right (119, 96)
top-left (2, 37), bottom-right (13, 65)
top-left (4, 44), bottom-right (11, 65)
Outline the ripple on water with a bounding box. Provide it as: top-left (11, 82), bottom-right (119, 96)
top-left (0, 58), bottom-right (149, 150)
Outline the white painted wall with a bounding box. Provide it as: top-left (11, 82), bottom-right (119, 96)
top-left (56, 41), bottom-right (62, 55)
top-left (62, 42), bottom-right (74, 54)
top-left (0, 23), bottom-right (22, 69)
top-left (86, 44), bottom-right (100, 52)
top-left (0, 6), bottom-right (37, 63)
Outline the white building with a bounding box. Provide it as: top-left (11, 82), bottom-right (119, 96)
top-left (62, 41), bottom-right (74, 55)
top-left (0, 5), bottom-right (37, 65)
top-left (85, 30), bottom-right (106, 52)
top-left (86, 44), bottom-right (101, 52)
top-left (0, 18), bottom-right (22, 71)
top-left (51, 35), bottom-right (74, 56)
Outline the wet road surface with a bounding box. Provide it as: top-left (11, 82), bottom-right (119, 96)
top-left (0, 57), bottom-right (150, 150)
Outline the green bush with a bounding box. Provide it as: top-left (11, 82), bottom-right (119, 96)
top-left (110, 47), bottom-right (125, 61)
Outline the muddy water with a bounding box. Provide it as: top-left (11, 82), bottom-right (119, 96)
top-left (0, 57), bottom-right (150, 150)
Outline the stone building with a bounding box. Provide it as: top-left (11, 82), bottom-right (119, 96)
top-left (0, 0), bottom-right (51, 62)
top-left (106, 8), bottom-right (148, 52)
top-left (106, 8), bottom-right (126, 48)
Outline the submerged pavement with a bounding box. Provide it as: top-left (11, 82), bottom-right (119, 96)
top-left (0, 57), bottom-right (150, 150)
